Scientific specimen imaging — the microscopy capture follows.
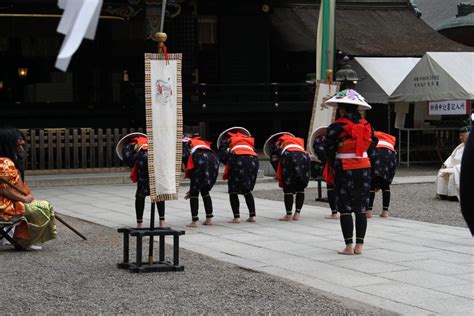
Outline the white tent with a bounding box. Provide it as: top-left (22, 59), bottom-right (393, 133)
top-left (349, 57), bottom-right (420, 132)
top-left (390, 52), bottom-right (474, 102)
top-left (355, 57), bottom-right (420, 97)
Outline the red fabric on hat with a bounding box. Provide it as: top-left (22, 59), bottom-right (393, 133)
top-left (190, 136), bottom-right (213, 149)
top-left (129, 136), bottom-right (148, 182)
top-left (132, 136), bottom-right (148, 151)
top-left (375, 131), bottom-right (397, 152)
top-left (277, 134), bottom-right (306, 153)
top-left (227, 131), bottom-right (248, 138)
top-left (185, 136), bottom-right (213, 179)
top-left (228, 132), bottom-right (256, 156)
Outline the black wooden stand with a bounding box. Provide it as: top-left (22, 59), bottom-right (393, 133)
top-left (315, 176), bottom-right (329, 202)
top-left (117, 202), bottom-right (185, 273)
top-left (117, 227), bottom-right (185, 273)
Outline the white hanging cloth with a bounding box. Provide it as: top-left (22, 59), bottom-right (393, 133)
top-left (55, 0), bottom-right (103, 71)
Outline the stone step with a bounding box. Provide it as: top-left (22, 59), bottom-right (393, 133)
top-left (26, 169), bottom-right (271, 188)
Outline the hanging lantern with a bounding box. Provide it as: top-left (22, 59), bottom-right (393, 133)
top-left (18, 67), bottom-right (28, 78)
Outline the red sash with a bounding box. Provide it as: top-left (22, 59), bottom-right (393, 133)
top-left (223, 164), bottom-right (229, 180)
top-left (335, 118), bottom-right (372, 170)
top-left (322, 164), bottom-right (334, 185)
top-left (276, 162), bottom-right (283, 188)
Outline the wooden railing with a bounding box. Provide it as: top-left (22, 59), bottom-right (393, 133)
top-left (20, 128), bottom-right (145, 171)
top-left (20, 125), bottom-right (205, 172)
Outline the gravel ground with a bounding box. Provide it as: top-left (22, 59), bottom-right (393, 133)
top-left (253, 183), bottom-right (467, 228)
top-left (0, 216), bottom-right (394, 315)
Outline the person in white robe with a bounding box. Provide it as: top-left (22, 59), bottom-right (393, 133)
top-left (436, 126), bottom-right (470, 200)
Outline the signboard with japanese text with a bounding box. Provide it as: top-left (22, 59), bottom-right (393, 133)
top-left (428, 100), bottom-right (470, 116)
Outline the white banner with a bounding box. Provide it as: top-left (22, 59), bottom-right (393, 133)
top-left (428, 100), bottom-right (468, 115)
top-left (145, 54), bottom-right (182, 202)
top-left (307, 80), bottom-right (339, 153)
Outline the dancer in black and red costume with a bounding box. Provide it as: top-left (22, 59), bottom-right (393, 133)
top-left (265, 133), bottom-right (310, 221)
top-left (182, 135), bottom-right (219, 227)
top-left (310, 127), bottom-right (338, 219)
top-left (324, 89), bottom-right (377, 255)
top-left (117, 133), bottom-right (166, 228)
top-left (218, 127), bottom-right (258, 223)
top-left (368, 131), bottom-right (397, 218)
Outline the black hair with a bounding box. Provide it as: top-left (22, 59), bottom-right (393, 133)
top-left (15, 129), bottom-right (26, 141)
top-left (0, 127), bottom-right (20, 167)
top-left (338, 103), bottom-right (359, 114)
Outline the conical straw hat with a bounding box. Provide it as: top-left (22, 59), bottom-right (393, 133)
top-left (263, 132), bottom-right (295, 158)
top-left (115, 132), bottom-right (147, 160)
top-left (216, 126), bottom-right (251, 149)
top-left (308, 126), bottom-right (327, 158)
top-left (325, 89), bottom-right (371, 110)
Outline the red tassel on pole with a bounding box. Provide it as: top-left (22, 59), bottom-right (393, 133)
top-left (161, 44), bottom-right (169, 64)
top-left (156, 32), bottom-right (169, 65)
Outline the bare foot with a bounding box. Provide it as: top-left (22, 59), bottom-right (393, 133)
top-left (228, 218), bottom-right (240, 224)
top-left (27, 244), bottom-right (43, 251)
top-left (354, 244), bottom-right (363, 255)
top-left (366, 210), bottom-right (373, 218)
top-left (202, 218), bottom-right (214, 225)
top-left (246, 216), bottom-right (256, 223)
top-left (325, 213), bottom-right (339, 219)
top-left (337, 245), bottom-right (354, 255)
top-left (186, 221), bottom-right (198, 227)
top-left (380, 210), bottom-right (390, 218)
top-left (279, 214), bottom-right (293, 221)
top-left (292, 213), bottom-right (301, 221)
top-left (159, 220), bottom-right (166, 228)
top-left (136, 222), bottom-right (144, 228)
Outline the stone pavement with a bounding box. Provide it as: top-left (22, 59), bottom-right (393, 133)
top-left (25, 171), bottom-right (436, 188)
top-left (29, 174), bottom-right (473, 315)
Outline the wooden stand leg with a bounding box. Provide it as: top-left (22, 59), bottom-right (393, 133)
top-left (136, 235), bottom-right (143, 267)
top-left (315, 178), bottom-right (329, 202)
top-left (148, 202), bottom-right (155, 264)
top-left (159, 235), bottom-right (165, 261)
top-left (317, 180), bottom-right (322, 200)
top-left (173, 234), bottom-right (179, 266)
top-left (123, 231), bottom-right (129, 264)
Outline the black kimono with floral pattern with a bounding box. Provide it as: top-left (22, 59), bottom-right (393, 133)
top-left (370, 147), bottom-right (397, 187)
top-left (123, 143), bottom-right (150, 198)
top-left (271, 143), bottom-right (310, 193)
top-left (218, 139), bottom-right (258, 194)
top-left (324, 114), bottom-right (377, 213)
top-left (183, 144), bottom-right (219, 194)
